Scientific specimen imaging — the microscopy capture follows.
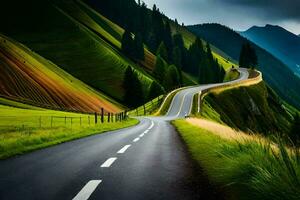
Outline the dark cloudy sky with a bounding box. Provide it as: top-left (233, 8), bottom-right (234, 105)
top-left (142, 0), bottom-right (300, 34)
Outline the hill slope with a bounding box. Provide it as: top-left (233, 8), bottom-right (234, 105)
top-left (0, 34), bottom-right (121, 112)
top-left (200, 82), bottom-right (294, 136)
top-left (241, 24), bottom-right (300, 76)
top-left (188, 24), bottom-right (300, 109)
top-left (0, 0), bottom-right (154, 103)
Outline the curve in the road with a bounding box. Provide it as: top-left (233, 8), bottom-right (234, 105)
top-left (164, 68), bottom-right (249, 119)
top-left (0, 68), bottom-right (249, 200)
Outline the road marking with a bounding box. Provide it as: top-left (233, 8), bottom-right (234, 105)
top-left (73, 180), bottom-right (102, 200)
top-left (144, 130), bottom-right (149, 134)
top-left (133, 137), bottom-right (140, 142)
top-left (176, 93), bottom-right (188, 117)
top-left (101, 157), bottom-right (117, 168)
top-left (148, 121), bottom-right (154, 130)
top-left (117, 145), bottom-right (131, 154)
top-left (139, 133), bottom-right (145, 137)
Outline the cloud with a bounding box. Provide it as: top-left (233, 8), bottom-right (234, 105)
top-left (215, 0), bottom-right (300, 21)
top-left (141, 0), bottom-right (300, 34)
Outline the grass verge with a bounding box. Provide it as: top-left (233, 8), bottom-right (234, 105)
top-left (172, 120), bottom-right (300, 200)
top-left (0, 118), bottom-right (138, 159)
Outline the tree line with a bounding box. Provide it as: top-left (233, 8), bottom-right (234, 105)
top-left (89, 0), bottom-right (227, 108)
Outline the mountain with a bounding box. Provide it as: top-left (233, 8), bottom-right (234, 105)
top-left (240, 24), bottom-right (300, 76)
top-left (188, 23), bottom-right (300, 109)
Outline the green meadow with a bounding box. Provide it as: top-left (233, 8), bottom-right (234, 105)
top-left (0, 101), bottom-right (138, 159)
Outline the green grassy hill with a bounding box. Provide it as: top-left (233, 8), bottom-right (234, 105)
top-left (0, 33), bottom-right (121, 112)
top-left (0, 0), bottom-right (154, 103)
top-left (199, 82), bottom-right (295, 137)
top-left (0, 0), bottom-right (241, 111)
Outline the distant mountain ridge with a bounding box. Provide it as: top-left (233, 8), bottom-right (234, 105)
top-left (240, 24), bottom-right (300, 76)
top-left (188, 23), bottom-right (300, 109)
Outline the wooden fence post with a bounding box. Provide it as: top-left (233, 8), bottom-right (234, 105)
top-left (95, 112), bottom-right (97, 124)
top-left (143, 105), bottom-right (146, 115)
top-left (101, 108), bottom-right (104, 123)
top-left (108, 113), bottom-right (110, 123)
top-left (111, 113), bottom-right (114, 122)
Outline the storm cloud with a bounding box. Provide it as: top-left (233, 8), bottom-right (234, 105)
top-left (216, 0), bottom-right (300, 20)
top-left (142, 0), bottom-right (300, 34)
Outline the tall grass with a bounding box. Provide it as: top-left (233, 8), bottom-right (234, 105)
top-left (173, 120), bottom-right (300, 200)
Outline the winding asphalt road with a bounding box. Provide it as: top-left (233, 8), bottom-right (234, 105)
top-left (0, 68), bottom-right (249, 200)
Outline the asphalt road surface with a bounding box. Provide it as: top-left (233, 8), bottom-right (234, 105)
top-left (0, 69), bottom-right (249, 200)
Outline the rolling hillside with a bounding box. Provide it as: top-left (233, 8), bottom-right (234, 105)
top-left (0, 33), bottom-right (121, 113)
top-left (170, 22), bottom-right (238, 71)
top-left (188, 24), bottom-right (300, 109)
top-left (241, 24), bottom-right (300, 76)
top-left (0, 0), bottom-right (154, 103)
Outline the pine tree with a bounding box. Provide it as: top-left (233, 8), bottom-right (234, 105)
top-left (290, 114), bottom-right (300, 144)
top-left (134, 33), bottom-right (145, 60)
top-left (187, 37), bottom-right (205, 74)
top-left (172, 46), bottom-right (182, 69)
top-left (172, 46), bottom-right (183, 84)
top-left (206, 43), bottom-right (213, 60)
top-left (123, 66), bottom-right (144, 108)
top-left (163, 65), bottom-right (180, 91)
top-left (156, 42), bottom-right (168, 61)
top-left (153, 55), bottom-right (166, 83)
top-left (151, 4), bottom-right (165, 52)
top-left (163, 21), bottom-right (174, 62)
top-left (122, 29), bottom-right (134, 58)
top-left (168, 65), bottom-right (180, 87)
top-left (148, 81), bottom-right (165, 100)
top-left (173, 33), bottom-right (187, 71)
top-left (239, 44), bottom-right (247, 68)
top-left (239, 42), bottom-right (258, 69)
top-left (175, 19), bottom-right (179, 25)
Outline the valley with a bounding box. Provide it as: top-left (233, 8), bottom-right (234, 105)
top-left (0, 0), bottom-right (299, 200)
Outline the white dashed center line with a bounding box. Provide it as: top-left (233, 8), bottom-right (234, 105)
top-left (148, 121), bottom-right (154, 130)
top-left (101, 157), bottom-right (117, 168)
top-left (139, 133), bottom-right (145, 137)
top-left (117, 145), bottom-right (131, 154)
top-left (133, 137), bottom-right (140, 142)
top-left (72, 180), bottom-right (102, 200)
top-left (144, 130), bottom-right (149, 134)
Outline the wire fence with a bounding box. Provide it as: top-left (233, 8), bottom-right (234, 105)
top-left (131, 95), bottom-right (165, 116)
top-left (0, 111), bottom-right (128, 133)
